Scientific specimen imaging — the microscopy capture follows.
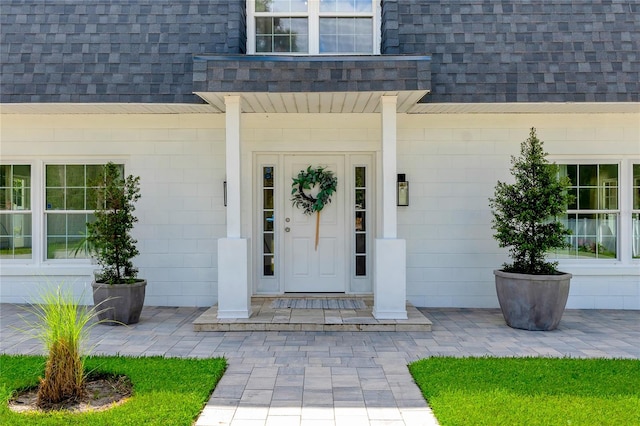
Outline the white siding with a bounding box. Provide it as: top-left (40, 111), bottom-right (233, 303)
top-left (0, 114), bottom-right (226, 307)
top-left (1, 111), bottom-right (638, 309)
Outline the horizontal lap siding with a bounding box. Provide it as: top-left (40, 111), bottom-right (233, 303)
top-left (398, 113), bottom-right (640, 309)
top-left (0, 114), bottom-right (226, 307)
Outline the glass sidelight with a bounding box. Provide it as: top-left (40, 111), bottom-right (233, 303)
top-left (354, 166), bottom-right (367, 276)
top-left (262, 166), bottom-right (275, 276)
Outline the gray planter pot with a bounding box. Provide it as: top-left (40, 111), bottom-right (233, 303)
top-left (92, 279), bottom-right (147, 325)
top-left (494, 270), bottom-right (571, 331)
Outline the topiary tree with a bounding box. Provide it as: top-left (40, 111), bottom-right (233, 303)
top-left (489, 127), bottom-right (572, 275)
top-left (87, 162), bottom-right (141, 284)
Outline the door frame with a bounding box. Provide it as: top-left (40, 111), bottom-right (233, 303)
top-left (252, 152), bottom-right (375, 295)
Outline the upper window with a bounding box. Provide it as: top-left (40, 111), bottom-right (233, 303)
top-left (249, 0), bottom-right (378, 54)
top-left (555, 164), bottom-right (619, 260)
top-left (0, 165), bottom-right (32, 259)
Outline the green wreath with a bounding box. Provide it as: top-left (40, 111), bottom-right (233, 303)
top-left (291, 166), bottom-right (337, 215)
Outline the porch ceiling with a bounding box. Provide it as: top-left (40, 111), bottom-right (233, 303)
top-left (194, 90), bottom-right (430, 114)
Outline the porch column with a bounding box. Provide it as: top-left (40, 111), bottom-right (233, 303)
top-left (217, 95), bottom-right (252, 319)
top-left (373, 95), bottom-right (407, 319)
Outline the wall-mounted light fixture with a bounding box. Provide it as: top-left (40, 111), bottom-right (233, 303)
top-left (223, 181), bottom-right (227, 206)
top-left (397, 174), bottom-right (409, 206)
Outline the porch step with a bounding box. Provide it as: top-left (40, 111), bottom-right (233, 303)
top-left (192, 296), bottom-right (432, 332)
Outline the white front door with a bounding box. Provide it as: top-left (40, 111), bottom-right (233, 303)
top-left (284, 155), bottom-right (346, 292)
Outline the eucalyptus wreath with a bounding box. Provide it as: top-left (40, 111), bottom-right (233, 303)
top-left (291, 166), bottom-right (337, 215)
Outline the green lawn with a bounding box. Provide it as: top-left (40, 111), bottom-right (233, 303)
top-left (0, 354), bottom-right (226, 426)
top-left (408, 357), bottom-right (640, 426)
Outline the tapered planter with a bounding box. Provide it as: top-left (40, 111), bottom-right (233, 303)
top-left (92, 279), bottom-right (147, 325)
top-left (494, 270), bottom-right (571, 331)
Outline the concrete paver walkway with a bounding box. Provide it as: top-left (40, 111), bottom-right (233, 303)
top-left (1, 304), bottom-right (638, 425)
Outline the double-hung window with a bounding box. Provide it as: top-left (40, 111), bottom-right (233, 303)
top-left (556, 164), bottom-right (619, 259)
top-left (45, 164), bottom-right (121, 260)
top-left (633, 164), bottom-right (640, 259)
top-left (249, 0), bottom-right (378, 54)
top-left (0, 165), bottom-right (32, 259)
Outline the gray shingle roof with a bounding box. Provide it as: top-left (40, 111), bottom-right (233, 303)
top-left (1, 0), bottom-right (637, 104)
top-left (384, 0), bottom-right (639, 103)
top-left (192, 55), bottom-right (430, 93)
top-left (0, 0), bottom-right (245, 103)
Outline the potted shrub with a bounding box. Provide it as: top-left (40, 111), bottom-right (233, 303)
top-left (489, 128), bottom-right (572, 331)
top-left (87, 162), bottom-right (145, 325)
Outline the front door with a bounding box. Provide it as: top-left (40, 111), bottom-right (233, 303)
top-left (284, 155), bottom-right (346, 292)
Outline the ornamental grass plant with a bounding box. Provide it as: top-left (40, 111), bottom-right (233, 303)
top-left (17, 285), bottom-right (103, 407)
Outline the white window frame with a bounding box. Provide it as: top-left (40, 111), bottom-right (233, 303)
top-left (43, 160), bottom-right (124, 264)
top-left (246, 0), bottom-right (381, 55)
top-left (0, 162), bottom-right (34, 263)
top-left (632, 163), bottom-right (640, 260)
top-left (555, 161), bottom-right (621, 262)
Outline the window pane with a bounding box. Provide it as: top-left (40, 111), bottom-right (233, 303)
top-left (320, 0), bottom-right (373, 13)
top-left (354, 35), bottom-right (372, 52)
top-left (355, 189), bottom-right (365, 209)
top-left (263, 255), bottom-right (274, 276)
top-left (0, 165), bottom-right (10, 187)
top-left (66, 188), bottom-right (85, 210)
top-left (47, 213), bottom-right (66, 236)
top-left (263, 166), bottom-right (274, 187)
top-left (578, 164), bottom-right (597, 186)
top-left (599, 164), bottom-right (618, 185)
top-left (0, 213), bottom-right (31, 260)
top-left (260, 0), bottom-right (307, 13)
top-left (557, 213), bottom-right (617, 259)
top-left (0, 189), bottom-right (8, 211)
top-left (567, 187), bottom-right (578, 210)
top-left (633, 165), bottom-right (640, 210)
top-left (67, 213), bottom-right (88, 237)
top-left (255, 0), bottom-right (270, 12)
top-left (46, 188), bottom-right (65, 210)
top-left (257, 17), bottom-right (308, 53)
top-left (47, 236), bottom-right (66, 259)
top-left (264, 211), bottom-right (274, 231)
top-left (256, 17), bottom-right (273, 35)
top-left (560, 164), bottom-right (577, 186)
top-left (578, 188), bottom-right (597, 210)
top-left (256, 35), bottom-right (273, 52)
top-left (319, 18), bottom-right (371, 53)
top-left (633, 213), bottom-right (640, 258)
top-left (46, 165), bottom-right (65, 187)
top-left (355, 166), bottom-right (365, 187)
top-left (355, 256), bottom-right (366, 276)
top-left (356, 233), bottom-right (366, 254)
top-left (0, 165), bottom-right (31, 210)
top-left (86, 165), bottom-right (103, 185)
top-left (264, 233), bottom-right (274, 254)
top-left (355, 211), bottom-right (365, 231)
top-left (274, 35), bottom-right (290, 52)
top-left (264, 189), bottom-right (274, 209)
top-left (66, 165), bottom-right (85, 187)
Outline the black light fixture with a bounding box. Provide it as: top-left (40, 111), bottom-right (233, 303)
top-left (397, 174), bottom-right (409, 206)
top-left (223, 181), bottom-right (227, 206)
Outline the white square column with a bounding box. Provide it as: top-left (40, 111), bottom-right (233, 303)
top-left (217, 95), bottom-right (251, 319)
top-left (373, 95), bottom-right (407, 319)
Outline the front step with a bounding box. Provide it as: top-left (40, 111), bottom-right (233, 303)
top-left (193, 296), bottom-right (432, 332)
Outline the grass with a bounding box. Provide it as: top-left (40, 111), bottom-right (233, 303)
top-left (0, 354), bottom-right (226, 425)
top-left (408, 357), bottom-right (640, 426)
